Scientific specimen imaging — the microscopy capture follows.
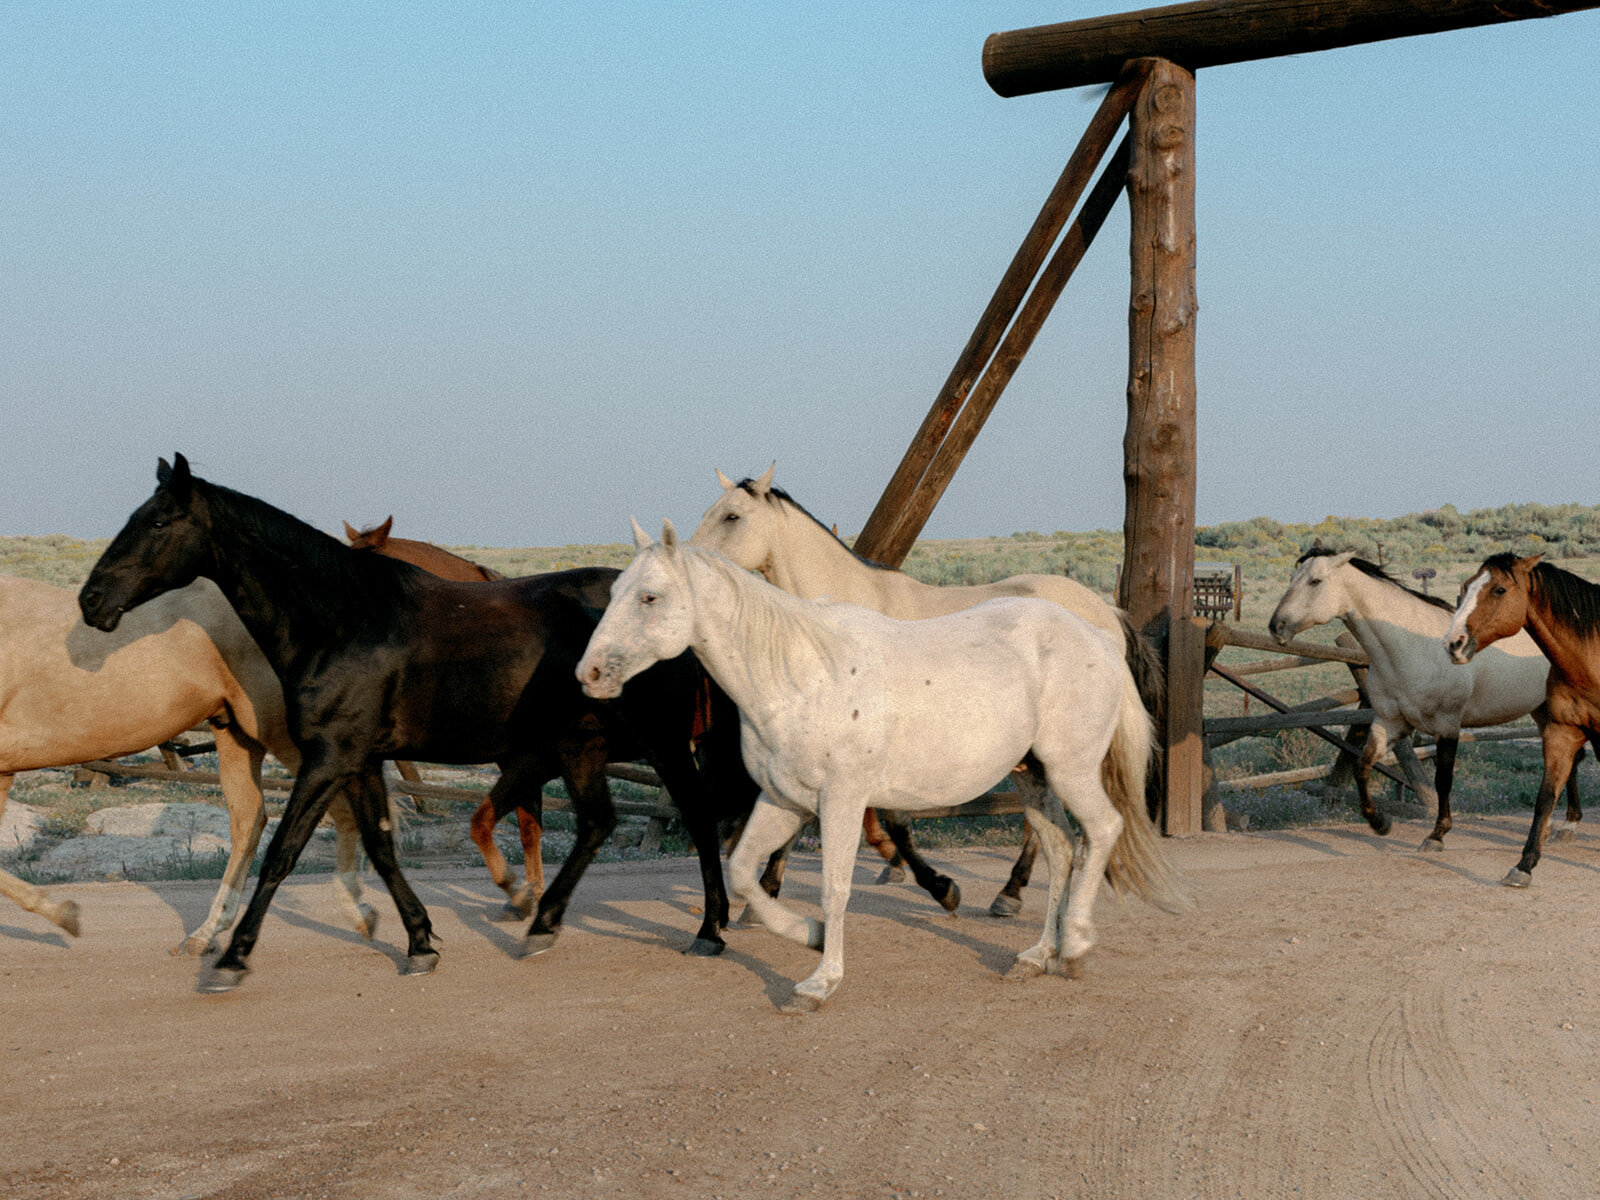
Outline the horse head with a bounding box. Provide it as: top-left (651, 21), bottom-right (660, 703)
top-left (1446, 553), bottom-right (1540, 664)
top-left (1268, 549), bottom-right (1356, 644)
top-left (80, 454), bottom-right (212, 632)
top-left (343, 515), bottom-right (393, 551)
top-left (690, 463), bottom-right (779, 572)
top-left (578, 519), bottom-right (695, 699)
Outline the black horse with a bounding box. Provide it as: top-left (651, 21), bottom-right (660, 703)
top-left (79, 456), bottom-right (959, 992)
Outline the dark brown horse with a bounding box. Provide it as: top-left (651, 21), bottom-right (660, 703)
top-left (1446, 552), bottom-right (1599, 885)
top-left (79, 456), bottom-right (764, 991)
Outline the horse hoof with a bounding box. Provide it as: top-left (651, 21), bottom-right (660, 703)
top-left (402, 951), bottom-right (439, 976)
top-left (874, 865), bottom-right (906, 885)
top-left (520, 931), bottom-right (559, 958)
top-left (1002, 958), bottom-right (1045, 983)
top-left (196, 964), bottom-right (248, 994)
top-left (685, 937), bottom-right (726, 957)
top-left (172, 935), bottom-right (217, 957)
top-left (779, 991), bottom-right (823, 1015)
top-left (54, 901), bottom-right (81, 939)
top-left (1417, 838), bottom-right (1445, 854)
top-left (1552, 826), bottom-right (1576, 843)
top-left (989, 893), bottom-right (1022, 918)
top-left (937, 881), bottom-right (961, 913)
top-left (1502, 868), bottom-right (1534, 889)
top-left (492, 902), bottom-right (530, 923)
top-left (356, 904), bottom-right (380, 941)
top-left (1371, 816), bottom-right (1393, 837)
top-left (1051, 954), bottom-right (1087, 980)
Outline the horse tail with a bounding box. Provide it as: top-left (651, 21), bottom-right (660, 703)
top-left (1116, 608), bottom-right (1167, 820)
top-left (1100, 663), bottom-right (1192, 914)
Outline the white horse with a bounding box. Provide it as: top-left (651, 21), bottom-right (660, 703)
top-left (577, 521), bottom-right (1186, 1013)
top-left (0, 574), bottom-right (376, 951)
top-left (690, 465), bottom-right (1163, 916)
top-left (1268, 549), bottom-right (1571, 849)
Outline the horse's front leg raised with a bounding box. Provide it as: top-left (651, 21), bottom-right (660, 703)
top-left (1354, 723), bottom-right (1393, 836)
top-left (780, 793), bottom-right (868, 1014)
top-left (727, 797), bottom-right (812, 945)
top-left (1506, 723), bottom-right (1588, 887)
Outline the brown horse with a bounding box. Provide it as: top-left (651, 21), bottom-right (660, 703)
top-left (344, 517), bottom-right (504, 582)
top-left (1446, 552), bottom-right (1600, 886)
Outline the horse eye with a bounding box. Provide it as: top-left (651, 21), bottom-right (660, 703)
top-left (724, 513), bottom-right (739, 523)
top-left (640, 593), bottom-right (658, 605)
top-left (1493, 586), bottom-right (1507, 596)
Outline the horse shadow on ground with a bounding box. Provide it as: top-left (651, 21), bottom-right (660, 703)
top-left (0, 921), bottom-right (73, 948)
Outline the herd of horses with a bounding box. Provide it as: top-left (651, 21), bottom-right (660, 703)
top-left (3, 454), bottom-right (1597, 1011)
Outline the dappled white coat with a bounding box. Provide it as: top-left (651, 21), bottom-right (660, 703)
top-left (577, 523), bottom-right (1183, 1013)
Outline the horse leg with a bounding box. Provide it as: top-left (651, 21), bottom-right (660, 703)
top-left (1353, 724), bottom-right (1393, 836)
top-left (177, 734), bottom-right (268, 955)
top-left (1552, 744), bottom-right (1588, 841)
top-left (522, 729), bottom-right (614, 958)
top-left (1505, 723), bottom-right (1587, 888)
top-left (199, 754), bottom-right (371, 992)
top-left (863, 808), bottom-right (904, 882)
top-left (326, 790), bottom-right (380, 940)
top-left (728, 797), bottom-right (813, 948)
top-left (1005, 784), bottom-right (1078, 980)
top-left (875, 811), bottom-right (960, 912)
top-left (992, 763), bottom-right (1052, 915)
top-left (1419, 736), bottom-right (1459, 852)
top-left (1029, 753), bottom-right (1122, 978)
top-left (470, 768), bottom-right (546, 922)
top-left (342, 767), bottom-right (436, 973)
top-left (782, 792), bottom-right (865, 1013)
top-left (646, 740), bottom-right (733, 956)
top-left (516, 806), bottom-right (546, 906)
top-left (0, 774), bottom-right (79, 937)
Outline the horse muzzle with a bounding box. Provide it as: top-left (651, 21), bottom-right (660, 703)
top-left (1444, 632), bottom-right (1476, 664)
top-left (77, 589), bottom-right (125, 632)
top-left (577, 660), bottom-right (623, 700)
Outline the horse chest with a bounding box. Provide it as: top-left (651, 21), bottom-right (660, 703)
top-left (1545, 683), bottom-right (1600, 734)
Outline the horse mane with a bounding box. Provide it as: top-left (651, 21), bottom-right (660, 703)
top-left (737, 478), bottom-right (893, 572)
top-left (687, 543), bottom-right (848, 680)
top-left (197, 479), bottom-right (422, 625)
top-left (1296, 546), bottom-right (1453, 612)
top-left (1483, 552), bottom-right (1600, 640)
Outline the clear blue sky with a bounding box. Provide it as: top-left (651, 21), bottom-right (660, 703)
top-left (4, 3), bottom-right (1597, 546)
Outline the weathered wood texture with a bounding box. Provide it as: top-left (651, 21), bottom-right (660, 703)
top-left (852, 61), bottom-right (1152, 566)
top-left (983, 0), bottom-right (1600, 96)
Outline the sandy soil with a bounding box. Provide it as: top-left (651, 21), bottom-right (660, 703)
top-left (3, 814), bottom-right (1598, 1200)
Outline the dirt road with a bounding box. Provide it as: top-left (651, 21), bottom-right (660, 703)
top-left (3, 814), bottom-right (1597, 1199)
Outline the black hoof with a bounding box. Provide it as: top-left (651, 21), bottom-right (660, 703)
top-left (519, 931), bottom-right (559, 958)
top-left (197, 964), bottom-right (249, 994)
top-left (989, 892), bottom-right (1022, 918)
top-left (685, 937), bottom-right (726, 957)
top-left (937, 880), bottom-right (961, 913)
top-left (402, 951), bottom-right (439, 976)
top-left (1369, 815), bottom-right (1392, 837)
top-left (1503, 868), bottom-right (1533, 889)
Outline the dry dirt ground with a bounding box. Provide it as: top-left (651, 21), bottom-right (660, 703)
top-left (3, 814), bottom-right (1599, 1200)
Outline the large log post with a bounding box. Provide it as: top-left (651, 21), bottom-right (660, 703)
top-left (1120, 59), bottom-right (1201, 835)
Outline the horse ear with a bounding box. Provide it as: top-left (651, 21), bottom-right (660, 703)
top-left (715, 468), bottom-right (735, 491)
top-left (752, 462), bottom-right (776, 495)
top-left (661, 518), bottom-right (679, 551)
top-left (159, 453), bottom-right (193, 503)
top-left (1331, 550), bottom-right (1356, 567)
top-left (1515, 553), bottom-right (1544, 576)
top-left (343, 521), bottom-right (360, 542)
top-left (630, 517), bottom-right (654, 549)
top-left (373, 516), bottom-right (393, 546)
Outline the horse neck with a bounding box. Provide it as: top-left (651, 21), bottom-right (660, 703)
top-left (1520, 586), bottom-right (1598, 687)
top-left (198, 486), bottom-right (394, 673)
top-left (763, 501), bottom-right (888, 605)
top-left (683, 547), bottom-right (844, 717)
top-left (1332, 569), bottom-right (1448, 658)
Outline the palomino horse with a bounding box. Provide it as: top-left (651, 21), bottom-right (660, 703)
top-left (80, 455), bottom-right (758, 991)
top-left (1446, 553), bottom-right (1600, 886)
top-left (1269, 548), bottom-right (1574, 849)
top-left (689, 465), bottom-right (1164, 916)
top-left (0, 574), bottom-right (374, 951)
top-left (578, 522), bottom-right (1187, 1013)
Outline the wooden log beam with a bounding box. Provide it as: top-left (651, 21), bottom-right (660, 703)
top-left (983, 0), bottom-right (1600, 97)
top-left (1205, 708), bottom-right (1377, 736)
top-left (852, 60), bottom-right (1152, 565)
top-left (1217, 625), bottom-right (1370, 665)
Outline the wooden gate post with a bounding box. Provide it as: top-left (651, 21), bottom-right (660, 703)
top-left (1119, 58), bottom-right (1201, 835)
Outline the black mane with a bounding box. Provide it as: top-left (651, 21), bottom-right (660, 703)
top-left (198, 477), bottom-right (423, 628)
top-left (737, 478), bottom-right (893, 571)
top-left (1296, 546), bottom-right (1453, 612)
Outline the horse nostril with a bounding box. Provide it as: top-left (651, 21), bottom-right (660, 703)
top-left (81, 589), bottom-right (101, 610)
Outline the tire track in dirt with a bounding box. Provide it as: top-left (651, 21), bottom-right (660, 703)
top-left (1366, 984), bottom-right (1534, 1199)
